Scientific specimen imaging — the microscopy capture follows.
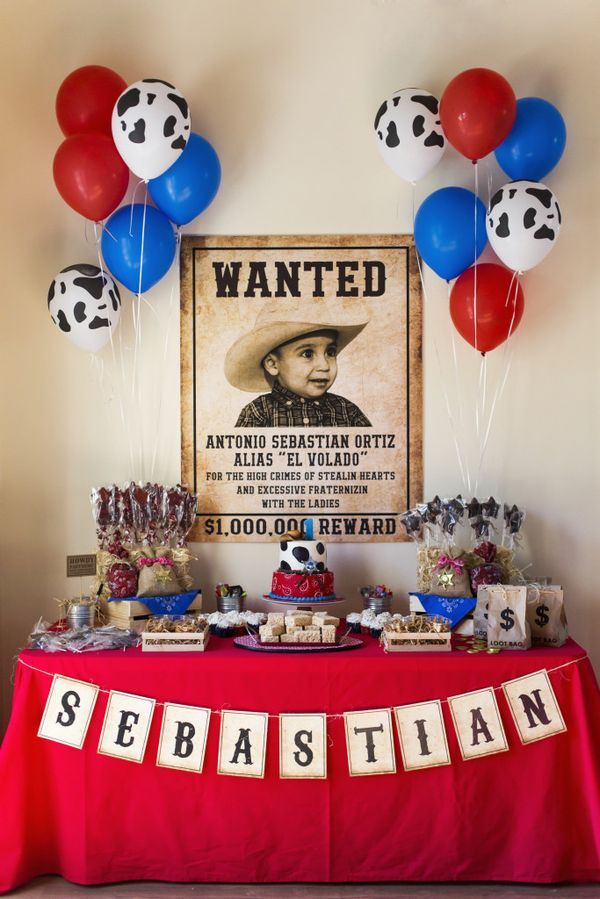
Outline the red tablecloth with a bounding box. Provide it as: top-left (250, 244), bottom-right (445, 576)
top-left (0, 636), bottom-right (599, 891)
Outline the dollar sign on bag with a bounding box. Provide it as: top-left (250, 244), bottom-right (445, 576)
top-left (500, 607), bottom-right (515, 631)
top-left (535, 604), bottom-right (550, 627)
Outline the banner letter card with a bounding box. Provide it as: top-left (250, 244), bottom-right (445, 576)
top-left (279, 713), bottom-right (327, 779)
top-left (157, 703), bottom-right (211, 772)
top-left (97, 691), bottom-right (156, 763)
top-left (344, 708), bottom-right (396, 776)
top-left (394, 700), bottom-right (451, 770)
top-left (38, 674), bottom-right (99, 749)
top-left (218, 710), bottom-right (268, 777)
top-left (448, 688), bottom-right (509, 760)
top-left (502, 669), bottom-right (566, 744)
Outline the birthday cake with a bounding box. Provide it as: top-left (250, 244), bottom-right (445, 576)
top-left (264, 529), bottom-right (337, 603)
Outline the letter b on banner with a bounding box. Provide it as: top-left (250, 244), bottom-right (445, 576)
top-left (38, 675), bottom-right (99, 749)
top-left (157, 703), bottom-right (211, 772)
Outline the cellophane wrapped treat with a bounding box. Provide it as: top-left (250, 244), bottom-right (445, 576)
top-left (469, 541), bottom-right (503, 594)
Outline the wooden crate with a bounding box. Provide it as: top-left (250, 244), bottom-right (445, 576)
top-left (141, 627), bottom-right (210, 653)
top-left (382, 631), bottom-right (451, 652)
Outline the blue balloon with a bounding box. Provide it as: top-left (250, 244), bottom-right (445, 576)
top-left (495, 97), bottom-right (566, 181)
top-left (414, 187), bottom-right (487, 281)
top-left (148, 133), bottom-right (221, 226)
top-left (102, 204), bottom-right (176, 294)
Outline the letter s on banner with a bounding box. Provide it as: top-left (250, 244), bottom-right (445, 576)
top-left (344, 709), bottom-right (396, 776)
top-left (502, 670), bottom-right (567, 744)
top-left (448, 688), bottom-right (509, 760)
top-left (97, 691), bottom-right (156, 763)
top-left (279, 713), bottom-right (327, 779)
top-left (38, 675), bottom-right (99, 749)
top-left (157, 703), bottom-right (211, 773)
top-left (218, 710), bottom-right (268, 778)
top-left (394, 700), bottom-right (451, 771)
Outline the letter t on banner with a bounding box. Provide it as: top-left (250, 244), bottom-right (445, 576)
top-left (97, 691), bottom-right (156, 763)
top-left (38, 674), bottom-right (99, 749)
top-left (448, 688), bottom-right (509, 760)
top-left (218, 710), bottom-right (268, 777)
top-left (394, 701), bottom-right (451, 770)
top-left (502, 670), bottom-right (567, 744)
top-left (344, 709), bottom-right (396, 776)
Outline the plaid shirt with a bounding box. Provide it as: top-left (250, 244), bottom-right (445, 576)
top-left (235, 382), bottom-right (371, 427)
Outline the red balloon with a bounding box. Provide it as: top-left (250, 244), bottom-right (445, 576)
top-left (440, 68), bottom-right (516, 161)
top-left (53, 134), bottom-right (129, 221)
top-left (450, 263), bottom-right (524, 353)
top-left (56, 65), bottom-right (127, 137)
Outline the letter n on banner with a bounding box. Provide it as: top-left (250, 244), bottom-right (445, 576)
top-left (97, 691), bottom-right (155, 763)
top-left (218, 710), bottom-right (268, 777)
top-left (344, 709), bottom-right (396, 776)
top-left (448, 688), bottom-right (509, 761)
top-left (280, 713), bottom-right (327, 779)
top-left (502, 669), bottom-right (567, 744)
top-left (157, 703), bottom-right (211, 773)
top-left (394, 701), bottom-right (451, 771)
top-left (38, 674), bottom-right (99, 749)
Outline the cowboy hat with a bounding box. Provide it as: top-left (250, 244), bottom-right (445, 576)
top-left (224, 299), bottom-right (370, 392)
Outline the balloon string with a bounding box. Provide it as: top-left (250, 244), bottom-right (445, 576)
top-left (412, 185), bottom-right (470, 496)
top-left (129, 179), bottom-right (145, 236)
top-left (473, 160), bottom-right (479, 353)
top-left (449, 287), bottom-right (472, 494)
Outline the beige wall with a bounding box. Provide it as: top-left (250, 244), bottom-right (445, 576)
top-left (1, 0), bottom-right (598, 729)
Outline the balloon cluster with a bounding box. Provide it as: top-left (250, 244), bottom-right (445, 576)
top-left (50, 66), bottom-right (222, 350)
top-left (400, 495), bottom-right (525, 548)
top-left (375, 68), bottom-right (566, 354)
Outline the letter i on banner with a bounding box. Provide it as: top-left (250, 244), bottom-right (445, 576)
top-left (344, 709), bottom-right (396, 776)
top-left (448, 688), bottom-right (509, 761)
top-left (280, 713), bottom-right (327, 779)
top-left (157, 703), bottom-right (211, 773)
top-left (218, 710), bottom-right (268, 777)
top-left (394, 701), bottom-right (451, 771)
top-left (38, 675), bottom-right (99, 749)
top-left (502, 670), bottom-right (567, 744)
top-left (97, 691), bottom-right (156, 763)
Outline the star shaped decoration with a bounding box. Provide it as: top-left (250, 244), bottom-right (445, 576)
top-left (438, 570), bottom-right (455, 588)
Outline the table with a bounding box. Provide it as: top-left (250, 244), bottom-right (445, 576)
top-left (1, 636), bottom-right (599, 891)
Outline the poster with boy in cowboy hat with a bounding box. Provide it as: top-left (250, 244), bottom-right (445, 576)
top-left (180, 235), bottom-right (422, 543)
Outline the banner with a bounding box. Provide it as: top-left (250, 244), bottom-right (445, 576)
top-left (180, 234), bottom-right (423, 543)
top-left (34, 662), bottom-right (572, 777)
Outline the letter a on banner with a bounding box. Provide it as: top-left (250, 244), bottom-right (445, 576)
top-left (218, 710), bottom-right (268, 777)
top-left (97, 691), bottom-right (155, 763)
top-left (394, 700), bottom-right (451, 771)
top-left (502, 669), bottom-right (567, 744)
top-left (448, 688), bottom-right (509, 760)
top-left (280, 713), bottom-right (327, 779)
top-left (38, 674), bottom-right (99, 749)
top-left (156, 703), bottom-right (211, 773)
top-left (344, 708), bottom-right (396, 776)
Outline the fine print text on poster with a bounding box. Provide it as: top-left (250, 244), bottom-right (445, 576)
top-left (181, 235), bottom-right (422, 542)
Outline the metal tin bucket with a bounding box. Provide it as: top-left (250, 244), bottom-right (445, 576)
top-left (217, 593), bottom-right (245, 614)
top-left (362, 593), bottom-right (392, 615)
top-left (67, 602), bottom-right (96, 629)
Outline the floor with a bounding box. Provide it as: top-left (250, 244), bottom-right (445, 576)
top-left (9, 880), bottom-right (600, 897)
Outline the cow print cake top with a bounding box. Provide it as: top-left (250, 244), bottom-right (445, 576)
top-left (278, 539), bottom-right (328, 573)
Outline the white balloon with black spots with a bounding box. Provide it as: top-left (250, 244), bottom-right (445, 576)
top-left (112, 78), bottom-right (191, 180)
top-left (487, 180), bottom-right (562, 272)
top-left (278, 540), bottom-right (328, 572)
top-left (374, 88), bottom-right (446, 183)
top-left (48, 264), bottom-right (121, 352)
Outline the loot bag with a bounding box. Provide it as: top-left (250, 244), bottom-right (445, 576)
top-left (137, 557), bottom-right (183, 597)
top-left (486, 585), bottom-right (531, 650)
top-left (526, 585), bottom-right (568, 647)
top-left (473, 584), bottom-right (493, 640)
top-left (428, 553), bottom-right (472, 598)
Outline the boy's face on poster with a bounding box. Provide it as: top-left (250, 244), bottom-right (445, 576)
top-left (263, 330), bottom-right (338, 399)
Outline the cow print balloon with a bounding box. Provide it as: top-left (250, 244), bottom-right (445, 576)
top-left (487, 180), bottom-right (561, 272)
top-left (279, 540), bottom-right (328, 572)
top-left (112, 78), bottom-right (191, 180)
top-left (374, 88), bottom-right (446, 183)
top-left (48, 264), bottom-right (121, 352)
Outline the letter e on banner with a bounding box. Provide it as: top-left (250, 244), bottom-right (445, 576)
top-left (448, 688), bottom-right (509, 760)
top-left (394, 700), bottom-right (451, 771)
top-left (218, 710), bottom-right (268, 777)
top-left (157, 703), bottom-right (211, 773)
top-left (344, 708), bottom-right (396, 776)
top-left (502, 669), bottom-right (567, 744)
top-left (38, 674), bottom-right (99, 749)
top-left (97, 691), bottom-right (155, 763)
top-left (280, 713), bottom-right (327, 779)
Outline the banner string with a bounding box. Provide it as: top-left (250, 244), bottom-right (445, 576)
top-left (15, 653), bottom-right (588, 719)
